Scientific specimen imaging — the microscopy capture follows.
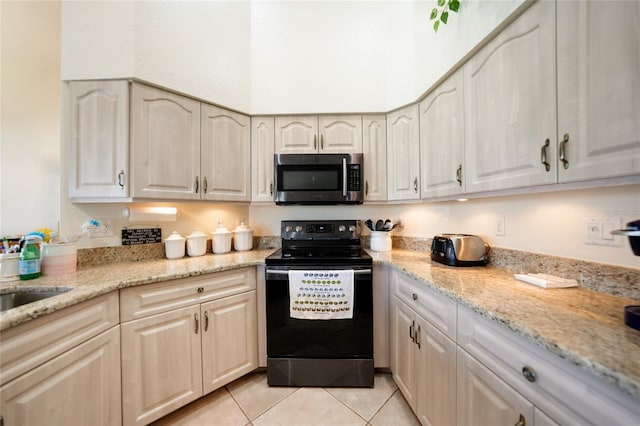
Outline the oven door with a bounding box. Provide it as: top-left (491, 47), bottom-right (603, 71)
top-left (274, 153), bottom-right (363, 205)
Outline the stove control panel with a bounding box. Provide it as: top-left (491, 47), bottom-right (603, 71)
top-left (281, 220), bottom-right (361, 240)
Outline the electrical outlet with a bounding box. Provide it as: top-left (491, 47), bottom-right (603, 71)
top-left (494, 217), bottom-right (506, 236)
top-left (88, 218), bottom-right (114, 238)
top-left (584, 217), bottom-right (622, 246)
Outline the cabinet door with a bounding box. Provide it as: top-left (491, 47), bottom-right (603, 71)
top-left (390, 297), bottom-right (417, 411)
top-left (420, 70), bottom-right (465, 199)
top-left (201, 104), bottom-right (251, 201)
top-left (251, 116), bottom-right (275, 202)
top-left (387, 104), bottom-right (420, 200)
top-left (0, 326), bottom-right (121, 426)
top-left (121, 305), bottom-right (203, 426)
top-left (557, 1), bottom-right (640, 182)
top-left (274, 116), bottom-right (318, 153)
top-left (318, 115), bottom-right (363, 153)
top-left (416, 318), bottom-right (456, 426)
top-left (68, 80), bottom-right (129, 199)
top-left (363, 115), bottom-right (387, 202)
top-left (464, 1), bottom-right (556, 193)
top-left (131, 83), bottom-right (201, 200)
top-left (457, 348), bottom-right (533, 426)
top-left (201, 291), bottom-right (258, 394)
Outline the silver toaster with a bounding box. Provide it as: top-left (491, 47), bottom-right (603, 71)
top-left (430, 234), bottom-right (489, 267)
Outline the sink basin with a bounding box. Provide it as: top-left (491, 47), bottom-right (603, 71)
top-left (0, 288), bottom-right (72, 312)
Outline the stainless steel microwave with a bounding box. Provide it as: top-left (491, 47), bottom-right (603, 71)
top-left (274, 153), bottom-right (363, 205)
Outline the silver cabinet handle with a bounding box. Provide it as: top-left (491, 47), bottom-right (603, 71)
top-left (194, 313), bottom-right (199, 334)
top-left (522, 366), bottom-right (537, 382)
top-left (541, 139), bottom-right (551, 171)
top-left (204, 310), bottom-right (209, 332)
top-left (270, 182), bottom-right (273, 195)
top-left (203, 176), bottom-right (208, 194)
top-left (195, 176), bottom-right (199, 194)
top-left (117, 169), bottom-right (125, 189)
top-left (514, 414), bottom-right (526, 426)
top-left (314, 135), bottom-right (317, 150)
top-left (456, 164), bottom-right (462, 186)
top-left (412, 293), bottom-right (418, 301)
top-left (413, 177), bottom-right (418, 193)
top-left (559, 133), bottom-right (570, 169)
top-left (320, 134), bottom-right (324, 150)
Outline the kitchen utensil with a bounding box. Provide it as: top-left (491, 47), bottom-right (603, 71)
top-left (233, 221), bottom-right (253, 251)
top-left (384, 219), bottom-right (393, 231)
top-left (164, 232), bottom-right (186, 259)
top-left (375, 219), bottom-right (384, 231)
top-left (186, 230), bottom-right (207, 257)
top-left (212, 223), bottom-right (232, 254)
top-left (364, 219), bottom-right (374, 231)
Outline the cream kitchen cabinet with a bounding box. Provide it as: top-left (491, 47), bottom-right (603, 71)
top-left (0, 293), bottom-right (121, 426)
top-left (251, 116), bottom-right (275, 202)
top-left (556, 0), bottom-right (640, 182)
top-left (131, 83), bottom-right (202, 200)
top-left (120, 268), bottom-right (257, 426)
top-left (464, 1), bottom-right (557, 193)
top-left (67, 80), bottom-right (130, 199)
top-left (362, 115), bottom-right (387, 202)
top-left (275, 115), bottom-right (362, 154)
top-left (420, 70), bottom-right (465, 199)
top-left (390, 270), bottom-right (457, 426)
top-left (201, 104), bottom-right (251, 201)
top-left (386, 104), bottom-right (420, 201)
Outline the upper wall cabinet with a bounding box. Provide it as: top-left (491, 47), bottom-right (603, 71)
top-left (67, 81), bottom-right (130, 199)
top-left (464, 1), bottom-right (557, 194)
top-left (251, 116), bottom-right (275, 203)
top-left (387, 104), bottom-right (420, 201)
top-left (275, 115), bottom-right (362, 154)
top-left (363, 115), bottom-right (387, 202)
top-left (201, 104), bottom-right (251, 202)
top-left (131, 83), bottom-right (202, 200)
top-left (556, 1), bottom-right (640, 182)
top-left (420, 70), bottom-right (465, 199)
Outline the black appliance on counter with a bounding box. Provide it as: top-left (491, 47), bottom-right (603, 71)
top-left (265, 220), bottom-right (374, 387)
top-left (612, 219), bottom-right (640, 331)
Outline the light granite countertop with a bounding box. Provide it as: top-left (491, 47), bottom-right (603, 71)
top-left (1, 248), bottom-right (639, 401)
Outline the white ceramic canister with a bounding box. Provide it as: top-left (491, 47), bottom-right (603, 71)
top-left (233, 221), bottom-right (253, 251)
top-left (165, 231), bottom-right (186, 259)
top-left (0, 253), bottom-right (20, 282)
top-left (41, 242), bottom-right (77, 275)
top-left (186, 230), bottom-right (207, 257)
top-left (211, 223), bottom-right (232, 254)
top-left (370, 231), bottom-right (392, 252)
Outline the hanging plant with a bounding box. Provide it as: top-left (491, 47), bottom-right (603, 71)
top-left (430, 0), bottom-right (460, 32)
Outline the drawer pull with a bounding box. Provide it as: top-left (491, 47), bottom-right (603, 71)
top-left (204, 311), bottom-right (209, 332)
top-left (194, 313), bottom-right (199, 334)
top-left (412, 293), bottom-right (418, 301)
top-left (522, 366), bottom-right (537, 382)
top-left (415, 325), bottom-right (421, 349)
top-left (409, 320), bottom-right (415, 342)
top-left (197, 287), bottom-right (204, 293)
top-left (514, 414), bottom-right (526, 426)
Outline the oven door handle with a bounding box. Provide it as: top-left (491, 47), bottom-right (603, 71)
top-left (342, 157), bottom-right (348, 197)
top-left (266, 269), bottom-right (372, 275)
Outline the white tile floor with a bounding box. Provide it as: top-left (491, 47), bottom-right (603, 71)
top-left (151, 372), bottom-right (420, 426)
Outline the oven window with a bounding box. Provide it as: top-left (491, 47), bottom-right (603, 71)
top-left (279, 166), bottom-right (340, 191)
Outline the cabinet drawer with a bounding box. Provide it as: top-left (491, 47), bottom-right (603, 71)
top-left (0, 292), bottom-right (119, 386)
top-left (458, 305), bottom-right (640, 425)
top-left (392, 270), bottom-right (456, 340)
top-left (120, 267), bottom-right (256, 322)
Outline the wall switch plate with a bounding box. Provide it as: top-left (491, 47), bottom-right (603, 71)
top-left (88, 218), bottom-right (114, 238)
top-left (494, 217), bottom-right (505, 236)
top-left (584, 217), bottom-right (622, 246)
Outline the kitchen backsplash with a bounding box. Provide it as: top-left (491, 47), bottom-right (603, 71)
top-left (77, 236), bottom-right (639, 301)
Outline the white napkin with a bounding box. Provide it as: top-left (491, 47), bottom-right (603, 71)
top-left (289, 270), bottom-right (354, 320)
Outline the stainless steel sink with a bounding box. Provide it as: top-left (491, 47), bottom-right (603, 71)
top-left (0, 288), bottom-right (72, 312)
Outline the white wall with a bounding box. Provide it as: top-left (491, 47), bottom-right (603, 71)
top-left (1, 1), bottom-right (61, 236)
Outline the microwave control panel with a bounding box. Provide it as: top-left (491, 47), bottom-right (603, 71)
top-left (347, 164), bottom-right (361, 191)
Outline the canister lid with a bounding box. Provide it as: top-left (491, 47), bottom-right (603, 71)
top-left (233, 221), bottom-right (252, 234)
top-left (187, 230), bottom-right (207, 239)
top-left (212, 223), bottom-right (231, 234)
top-left (165, 231), bottom-right (185, 241)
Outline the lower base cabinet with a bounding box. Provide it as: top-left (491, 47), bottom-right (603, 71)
top-left (0, 326), bottom-right (122, 426)
top-left (121, 290), bottom-right (257, 426)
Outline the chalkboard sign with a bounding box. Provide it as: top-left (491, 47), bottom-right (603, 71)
top-left (122, 228), bottom-right (162, 245)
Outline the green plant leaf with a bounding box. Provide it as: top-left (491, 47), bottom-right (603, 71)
top-left (433, 20), bottom-right (440, 32)
top-left (449, 0), bottom-right (460, 12)
top-left (437, 0), bottom-right (446, 7)
top-left (430, 7), bottom-right (438, 20)
top-left (441, 11), bottom-right (449, 24)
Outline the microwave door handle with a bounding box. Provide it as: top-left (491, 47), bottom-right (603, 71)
top-left (342, 157), bottom-right (347, 197)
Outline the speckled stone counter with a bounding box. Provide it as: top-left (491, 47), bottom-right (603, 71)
top-left (1, 248), bottom-right (639, 402)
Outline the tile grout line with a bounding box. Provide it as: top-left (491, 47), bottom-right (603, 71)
top-left (320, 387), bottom-right (371, 424)
top-left (224, 384), bottom-right (253, 425)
